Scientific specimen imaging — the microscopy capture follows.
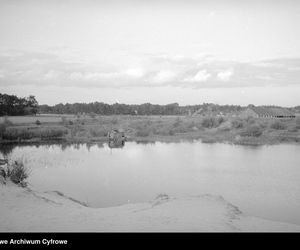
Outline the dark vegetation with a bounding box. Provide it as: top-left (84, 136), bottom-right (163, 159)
top-left (38, 101), bottom-right (244, 116)
top-left (0, 93), bottom-right (38, 116)
top-left (1, 93), bottom-right (300, 145)
top-left (0, 160), bottom-right (30, 187)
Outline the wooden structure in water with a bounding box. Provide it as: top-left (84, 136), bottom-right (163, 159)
top-left (107, 129), bottom-right (127, 148)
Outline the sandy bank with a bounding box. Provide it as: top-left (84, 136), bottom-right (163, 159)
top-left (1, 183), bottom-right (300, 232)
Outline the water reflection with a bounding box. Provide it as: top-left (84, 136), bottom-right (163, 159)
top-left (1, 140), bottom-right (300, 226)
top-left (108, 140), bottom-right (125, 149)
top-left (0, 141), bottom-right (107, 157)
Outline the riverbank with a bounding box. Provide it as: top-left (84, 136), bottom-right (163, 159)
top-left (1, 115), bottom-right (300, 146)
top-left (1, 181), bottom-right (300, 232)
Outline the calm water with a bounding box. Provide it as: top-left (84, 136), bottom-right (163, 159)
top-left (1, 141), bottom-right (300, 225)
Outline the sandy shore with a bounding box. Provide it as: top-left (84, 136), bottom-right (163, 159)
top-left (1, 182), bottom-right (300, 232)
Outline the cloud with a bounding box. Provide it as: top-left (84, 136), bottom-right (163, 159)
top-left (69, 71), bottom-right (121, 81)
top-left (152, 70), bottom-right (177, 83)
top-left (217, 69), bottom-right (233, 81)
top-left (44, 70), bottom-right (61, 80)
top-left (1, 49), bottom-right (300, 89)
top-left (183, 70), bottom-right (211, 82)
top-left (123, 68), bottom-right (145, 78)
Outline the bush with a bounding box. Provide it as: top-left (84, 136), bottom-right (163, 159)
top-left (217, 116), bottom-right (225, 124)
top-left (240, 125), bottom-right (263, 137)
top-left (201, 117), bottom-right (220, 128)
top-left (270, 121), bottom-right (286, 130)
top-left (35, 120), bottom-right (41, 125)
top-left (231, 119), bottom-right (244, 129)
top-left (1, 161), bottom-right (30, 187)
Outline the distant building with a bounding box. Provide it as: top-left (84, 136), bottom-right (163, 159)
top-left (240, 105), bottom-right (296, 118)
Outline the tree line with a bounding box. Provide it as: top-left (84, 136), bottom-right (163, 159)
top-left (1, 93), bottom-right (245, 116)
top-left (0, 93), bottom-right (38, 116)
top-left (38, 102), bottom-right (243, 116)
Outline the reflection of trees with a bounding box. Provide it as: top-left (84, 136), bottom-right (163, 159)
top-left (0, 144), bottom-right (15, 157)
top-left (108, 140), bottom-right (125, 149)
top-left (96, 142), bottom-right (105, 149)
top-left (0, 141), bottom-right (111, 157)
top-left (136, 141), bottom-right (156, 145)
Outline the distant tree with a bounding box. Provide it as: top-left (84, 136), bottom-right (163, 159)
top-left (0, 93), bottom-right (39, 116)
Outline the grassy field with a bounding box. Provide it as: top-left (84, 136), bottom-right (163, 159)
top-left (0, 114), bottom-right (300, 145)
top-left (0, 114), bottom-right (77, 124)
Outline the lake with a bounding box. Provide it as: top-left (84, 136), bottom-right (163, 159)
top-left (1, 141), bottom-right (300, 226)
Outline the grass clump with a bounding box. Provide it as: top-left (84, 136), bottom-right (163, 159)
top-left (0, 160), bottom-right (30, 187)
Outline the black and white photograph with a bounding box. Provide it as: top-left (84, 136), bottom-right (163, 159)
top-left (1, 0), bottom-right (300, 237)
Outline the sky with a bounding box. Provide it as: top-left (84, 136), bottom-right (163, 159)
top-left (0, 0), bottom-right (300, 106)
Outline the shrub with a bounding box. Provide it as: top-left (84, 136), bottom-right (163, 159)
top-left (201, 117), bottom-right (220, 128)
top-left (270, 121), bottom-right (286, 130)
top-left (217, 116), bottom-right (225, 124)
top-left (35, 120), bottom-right (41, 125)
top-left (240, 125), bottom-right (263, 137)
top-left (3, 161), bottom-right (30, 187)
top-left (231, 118), bottom-right (244, 129)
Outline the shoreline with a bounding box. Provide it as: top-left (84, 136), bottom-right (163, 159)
top-left (1, 182), bottom-right (300, 232)
top-left (1, 130), bottom-right (299, 147)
